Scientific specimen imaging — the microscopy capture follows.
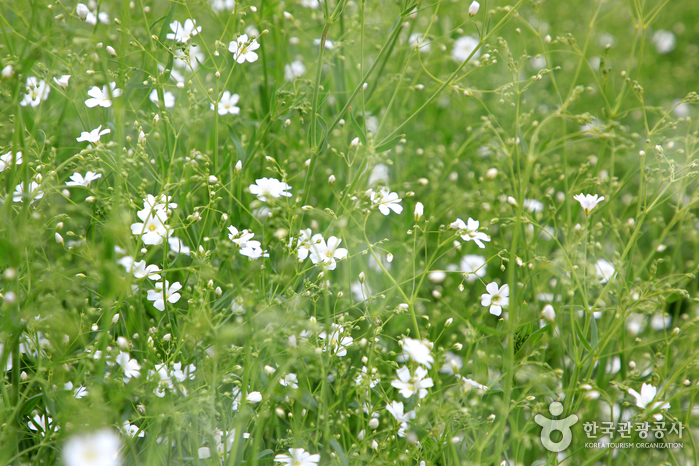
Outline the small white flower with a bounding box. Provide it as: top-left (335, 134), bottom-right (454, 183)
top-left (523, 198), bottom-right (544, 213)
top-left (119, 421), bottom-right (145, 438)
top-left (628, 383), bottom-right (670, 421)
top-left (291, 228), bottom-right (314, 261)
top-left (455, 374), bottom-right (489, 391)
top-left (228, 225), bottom-right (266, 259)
top-left (13, 181), bottom-right (44, 204)
top-left (460, 254), bottom-right (487, 283)
top-left (386, 400), bottom-right (416, 437)
top-left (318, 324), bottom-right (354, 357)
top-left (391, 366), bottom-right (433, 399)
top-left (451, 36), bottom-right (481, 63)
top-left (116, 352), bottom-right (141, 381)
top-left (76, 125), bottom-right (111, 143)
top-left (1, 65), bottom-right (13, 79)
top-left (130, 260), bottom-right (162, 280)
top-left (249, 177), bottom-right (292, 202)
top-left (149, 89), bottom-right (175, 108)
top-left (211, 90), bottom-right (240, 115)
top-left (408, 33), bottom-right (431, 53)
top-left (62, 429), bottom-right (121, 466)
top-left (0, 150), bottom-right (22, 173)
top-left (228, 34), bottom-right (261, 64)
top-left (480, 282), bottom-right (509, 316)
top-left (652, 30), bottom-right (676, 54)
top-left (300, 0), bottom-right (320, 8)
top-left (400, 338), bottom-right (434, 368)
top-left (168, 236), bottom-right (191, 255)
top-left (279, 373), bottom-right (298, 390)
top-left (414, 201), bottom-right (424, 221)
top-left (274, 448), bottom-right (320, 466)
top-left (84, 82), bottom-right (122, 108)
top-left (308, 235), bottom-right (348, 271)
top-left (28, 414), bottom-right (56, 435)
top-left (573, 193), bottom-right (605, 215)
top-left (66, 171), bottom-right (102, 187)
top-left (76, 3), bottom-right (90, 20)
top-left (247, 391), bottom-right (262, 403)
top-left (146, 281), bottom-right (183, 311)
top-left (451, 217), bottom-right (490, 248)
top-left (595, 258), bottom-right (616, 283)
top-left (130, 211), bottom-right (169, 246)
top-left (284, 60), bottom-right (307, 81)
top-left (20, 77), bottom-right (50, 107)
top-left (468, 1), bottom-right (480, 16)
top-left (367, 186), bottom-right (403, 215)
top-left (166, 19), bottom-right (201, 43)
top-left (210, 0), bottom-right (236, 12)
top-left (541, 304), bottom-right (556, 322)
top-left (53, 75), bottom-right (71, 89)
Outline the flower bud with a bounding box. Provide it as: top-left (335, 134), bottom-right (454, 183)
top-left (76, 3), bottom-right (89, 20)
top-left (414, 202), bottom-right (424, 222)
top-left (235, 160), bottom-right (242, 174)
top-left (468, 1), bottom-right (480, 16)
top-left (541, 304), bottom-right (555, 322)
top-left (106, 45), bottom-right (117, 56)
top-left (55, 232), bottom-right (64, 245)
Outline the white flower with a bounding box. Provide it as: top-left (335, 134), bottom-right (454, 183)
top-left (247, 391), bottom-right (262, 403)
top-left (0, 150), bottom-right (22, 173)
top-left (523, 198), bottom-right (544, 213)
top-left (541, 304), bottom-right (556, 322)
top-left (149, 89), bottom-right (175, 108)
top-left (408, 33), bottom-right (431, 53)
top-left (451, 217), bottom-right (490, 248)
top-left (66, 171), bottom-right (102, 187)
top-left (228, 226), bottom-right (267, 259)
top-left (119, 421), bottom-right (145, 438)
top-left (628, 383), bottom-right (670, 421)
top-left (13, 181), bottom-right (44, 204)
top-left (211, 91), bottom-right (240, 115)
top-left (28, 414), bottom-right (56, 435)
top-left (414, 202), bottom-right (424, 221)
top-left (131, 211), bottom-right (169, 246)
top-left (76, 125), bottom-right (111, 143)
top-left (460, 254), bottom-right (486, 283)
top-left (480, 282), bottom-right (509, 316)
top-left (116, 352), bottom-right (141, 382)
top-left (147, 281), bottom-right (183, 311)
top-left (249, 177), bottom-right (292, 202)
top-left (130, 260), bottom-right (162, 280)
top-left (53, 75), bottom-right (71, 89)
top-left (291, 228), bottom-right (314, 261)
top-left (652, 30), bottom-right (676, 54)
top-left (76, 3), bottom-right (90, 20)
top-left (172, 362), bottom-right (196, 382)
top-left (62, 429), bottom-right (121, 466)
top-left (228, 34), bottom-right (261, 64)
top-left (274, 448), bottom-right (320, 466)
top-left (367, 186), bottom-right (403, 215)
top-left (573, 193), bottom-right (605, 215)
top-left (210, 0), bottom-right (236, 12)
top-left (595, 258), bottom-right (616, 283)
top-left (400, 338), bottom-right (434, 368)
top-left (84, 83), bottom-right (122, 108)
top-left (469, 1), bottom-right (480, 16)
top-left (391, 366), bottom-right (433, 399)
top-left (319, 324), bottom-right (354, 357)
top-left (1, 64), bottom-right (13, 79)
top-left (386, 400), bottom-right (416, 437)
top-left (20, 77), bottom-right (50, 107)
top-left (300, 0), bottom-right (320, 8)
top-left (166, 19), bottom-right (201, 43)
top-left (368, 163), bottom-right (389, 185)
top-left (455, 374), bottom-right (489, 391)
top-left (284, 60), bottom-right (307, 81)
top-left (308, 235), bottom-right (348, 271)
top-left (280, 373), bottom-right (298, 390)
top-left (439, 351), bottom-right (464, 375)
top-left (168, 236), bottom-right (191, 255)
top-left (451, 36), bottom-right (481, 62)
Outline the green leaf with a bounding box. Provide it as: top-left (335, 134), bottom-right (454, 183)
top-left (575, 322), bottom-right (592, 352)
top-left (349, 111), bottom-right (366, 146)
top-left (590, 316), bottom-right (599, 349)
top-left (374, 135), bottom-right (404, 153)
top-left (255, 450), bottom-right (274, 460)
top-left (156, 5), bottom-right (176, 43)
